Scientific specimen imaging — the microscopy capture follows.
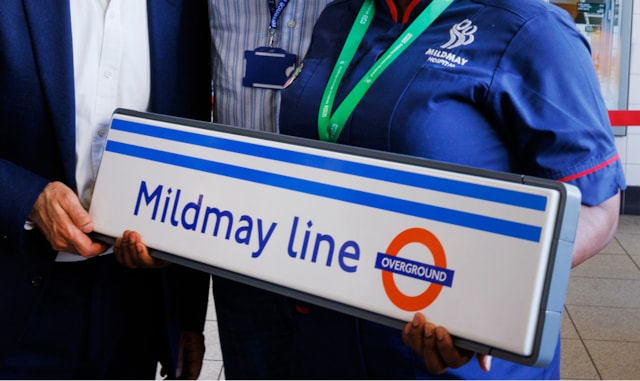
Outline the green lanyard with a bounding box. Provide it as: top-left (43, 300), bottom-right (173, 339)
top-left (318, 0), bottom-right (454, 142)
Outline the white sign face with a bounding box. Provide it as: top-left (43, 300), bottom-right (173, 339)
top-left (90, 110), bottom-right (579, 366)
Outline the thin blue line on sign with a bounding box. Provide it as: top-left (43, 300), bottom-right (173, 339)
top-left (105, 140), bottom-right (543, 242)
top-left (110, 118), bottom-right (548, 211)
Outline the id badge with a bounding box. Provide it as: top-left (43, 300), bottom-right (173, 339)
top-left (243, 47), bottom-right (297, 89)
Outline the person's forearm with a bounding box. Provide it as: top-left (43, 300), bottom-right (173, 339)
top-left (571, 191), bottom-right (620, 268)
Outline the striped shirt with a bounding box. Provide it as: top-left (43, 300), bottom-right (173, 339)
top-left (209, 0), bottom-right (332, 132)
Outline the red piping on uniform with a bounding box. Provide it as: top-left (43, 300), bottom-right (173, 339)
top-left (384, 0), bottom-right (423, 23)
top-left (402, 0), bottom-right (422, 23)
top-left (384, 0), bottom-right (399, 21)
top-left (557, 153), bottom-right (620, 182)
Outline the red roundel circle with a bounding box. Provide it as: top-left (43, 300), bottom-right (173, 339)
top-left (381, 227), bottom-right (447, 311)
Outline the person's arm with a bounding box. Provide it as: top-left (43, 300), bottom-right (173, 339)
top-left (174, 330), bottom-right (206, 380)
top-left (572, 191), bottom-right (620, 268)
top-left (400, 192), bottom-right (621, 373)
top-left (113, 230), bottom-right (168, 268)
top-left (401, 313), bottom-right (491, 374)
top-left (168, 264), bottom-right (209, 380)
top-left (1, 160), bottom-right (105, 257)
top-left (28, 181), bottom-right (109, 256)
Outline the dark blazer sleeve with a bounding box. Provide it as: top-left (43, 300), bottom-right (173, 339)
top-left (0, 1), bottom-right (76, 252)
top-left (0, 0), bottom-right (78, 360)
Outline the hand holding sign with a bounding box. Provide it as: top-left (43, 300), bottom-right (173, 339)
top-left (30, 181), bottom-right (109, 257)
top-left (402, 312), bottom-right (492, 374)
top-left (114, 230), bottom-right (168, 269)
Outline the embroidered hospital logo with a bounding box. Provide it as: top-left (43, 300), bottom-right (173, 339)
top-left (424, 19), bottom-right (475, 68)
top-left (441, 19), bottom-right (477, 49)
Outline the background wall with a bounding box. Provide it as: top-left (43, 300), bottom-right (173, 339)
top-left (615, 2), bottom-right (639, 213)
top-left (616, 3), bottom-right (639, 186)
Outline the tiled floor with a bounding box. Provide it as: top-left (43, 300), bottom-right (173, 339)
top-left (560, 214), bottom-right (640, 379)
top-left (192, 215), bottom-right (640, 380)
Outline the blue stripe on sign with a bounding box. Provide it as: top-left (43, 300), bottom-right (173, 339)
top-left (375, 253), bottom-right (455, 287)
top-left (105, 140), bottom-right (542, 242)
top-left (110, 119), bottom-right (548, 211)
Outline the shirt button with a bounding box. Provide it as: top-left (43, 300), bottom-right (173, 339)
top-left (31, 275), bottom-right (44, 287)
top-left (287, 19), bottom-right (297, 28)
top-left (104, 71), bottom-right (112, 79)
top-left (98, 127), bottom-right (107, 137)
